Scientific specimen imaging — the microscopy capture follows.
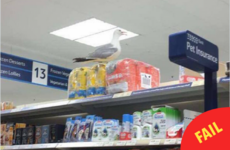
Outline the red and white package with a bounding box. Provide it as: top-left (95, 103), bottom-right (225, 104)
top-left (106, 58), bottom-right (160, 94)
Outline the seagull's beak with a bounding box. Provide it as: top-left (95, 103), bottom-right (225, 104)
top-left (121, 31), bottom-right (127, 35)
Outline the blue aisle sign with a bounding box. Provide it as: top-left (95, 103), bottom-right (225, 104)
top-left (0, 52), bottom-right (72, 90)
top-left (169, 30), bottom-right (218, 72)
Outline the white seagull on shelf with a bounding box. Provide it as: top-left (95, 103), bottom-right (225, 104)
top-left (73, 29), bottom-right (126, 63)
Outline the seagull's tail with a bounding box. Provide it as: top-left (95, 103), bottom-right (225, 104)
top-left (73, 58), bottom-right (95, 63)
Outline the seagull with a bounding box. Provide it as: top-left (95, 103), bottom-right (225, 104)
top-left (73, 29), bottom-right (126, 63)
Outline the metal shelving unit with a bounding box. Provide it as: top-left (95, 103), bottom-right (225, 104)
top-left (1, 77), bottom-right (229, 150)
top-left (2, 77), bottom-right (229, 121)
top-left (1, 139), bottom-right (181, 150)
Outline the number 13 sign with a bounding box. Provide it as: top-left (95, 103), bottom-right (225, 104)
top-left (32, 62), bottom-right (48, 85)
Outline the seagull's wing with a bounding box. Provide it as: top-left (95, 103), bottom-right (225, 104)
top-left (88, 44), bottom-right (118, 59)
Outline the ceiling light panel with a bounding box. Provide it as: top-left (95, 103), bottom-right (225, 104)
top-left (50, 18), bottom-right (116, 40)
top-left (76, 28), bottom-right (139, 47)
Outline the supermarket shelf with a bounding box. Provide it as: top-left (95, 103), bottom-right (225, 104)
top-left (1, 77), bottom-right (229, 121)
top-left (2, 139), bottom-right (181, 150)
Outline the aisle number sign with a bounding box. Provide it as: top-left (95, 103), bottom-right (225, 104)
top-left (169, 30), bottom-right (218, 72)
top-left (0, 52), bottom-right (71, 90)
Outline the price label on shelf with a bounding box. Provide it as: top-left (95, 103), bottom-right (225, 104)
top-left (113, 91), bottom-right (132, 98)
top-left (46, 144), bottom-right (57, 148)
top-left (177, 139), bottom-right (182, 144)
top-left (95, 142), bottom-right (104, 147)
top-left (19, 145), bottom-right (32, 149)
top-left (11, 108), bottom-right (22, 113)
top-left (57, 143), bottom-right (64, 147)
top-left (164, 139), bottom-right (176, 145)
top-left (30, 145), bottom-right (39, 149)
top-left (126, 141), bottom-right (136, 146)
top-left (11, 146), bottom-right (20, 149)
top-left (2, 146), bottom-right (9, 150)
top-left (104, 142), bottom-right (114, 146)
top-left (149, 139), bottom-right (161, 145)
top-left (116, 141), bottom-right (126, 146)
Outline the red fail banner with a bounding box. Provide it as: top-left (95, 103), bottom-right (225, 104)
top-left (181, 107), bottom-right (230, 150)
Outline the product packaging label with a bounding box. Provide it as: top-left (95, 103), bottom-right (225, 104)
top-left (92, 120), bottom-right (103, 141)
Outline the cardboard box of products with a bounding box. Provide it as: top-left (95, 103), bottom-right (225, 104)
top-left (41, 125), bottom-right (50, 143)
top-left (49, 124), bottom-right (65, 143)
top-left (15, 128), bottom-right (23, 145)
top-left (1, 124), bottom-right (6, 145)
top-left (27, 126), bottom-right (35, 144)
top-left (13, 123), bottom-right (26, 145)
top-left (4, 123), bottom-right (14, 145)
top-left (21, 128), bottom-right (27, 145)
top-left (1, 102), bottom-right (14, 111)
top-left (35, 126), bottom-right (42, 144)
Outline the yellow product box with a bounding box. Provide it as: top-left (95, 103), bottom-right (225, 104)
top-left (95, 63), bottom-right (107, 96)
top-left (86, 65), bottom-right (97, 97)
top-left (68, 68), bottom-right (79, 100)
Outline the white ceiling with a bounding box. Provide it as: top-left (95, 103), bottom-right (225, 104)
top-left (1, 0), bottom-right (229, 105)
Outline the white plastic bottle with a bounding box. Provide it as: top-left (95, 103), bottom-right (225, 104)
top-left (141, 123), bottom-right (152, 139)
top-left (132, 125), bottom-right (141, 140)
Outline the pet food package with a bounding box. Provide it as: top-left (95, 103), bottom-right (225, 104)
top-left (68, 67), bottom-right (89, 99)
top-left (76, 67), bottom-right (89, 98)
top-left (84, 115), bottom-right (95, 141)
top-left (86, 64), bottom-right (107, 97)
top-left (1, 124), bottom-right (6, 145)
top-left (141, 110), bottom-right (153, 139)
top-left (86, 65), bottom-right (97, 97)
top-left (4, 123), bottom-right (14, 145)
top-left (68, 68), bottom-right (79, 99)
top-left (179, 66), bottom-right (204, 83)
top-left (166, 122), bottom-right (183, 139)
top-left (106, 58), bottom-right (160, 94)
top-left (136, 61), bottom-right (160, 90)
top-left (15, 128), bottom-right (23, 145)
top-left (95, 64), bottom-right (107, 95)
top-left (49, 124), bottom-right (65, 143)
top-left (92, 120), bottom-right (104, 142)
top-left (13, 123), bottom-right (26, 145)
top-left (27, 126), bottom-right (35, 144)
top-left (152, 106), bottom-right (181, 139)
top-left (76, 119), bottom-right (86, 142)
top-left (41, 125), bottom-right (50, 143)
top-left (101, 119), bottom-right (120, 141)
top-left (63, 118), bottom-right (74, 142)
top-left (1, 102), bottom-right (14, 111)
top-left (21, 128), bottom-right (27, 145)
top-left (70, 117), bottom-right (82, 142)
top-left (35, 126), bottom-right (42, 144)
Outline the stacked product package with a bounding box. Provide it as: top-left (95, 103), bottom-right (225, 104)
top-left (106, 58), bottom-right (160, 94)
top-left (132, 106), bottom-right (182, 140)
top-left (1, 102), bottom-right (14, 111)
top-left (62, 106), bottom-right (181, 143)
top-left (68, 58), bottom-right (160, 100)
top-left (63, 114), bottom-right (133, 143)
top-left (92, 119), bottom-right (120, 142)
top-left (1, 123), bottom-right (26, 146)
top-left (68, 64), bottom-right (107, 99)
top-left (3, 123), bottom-right (65, 145)
top-left (34, 125), bottom-right (65, 144)
top-left (63, 115), bottom-right (104, 142)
